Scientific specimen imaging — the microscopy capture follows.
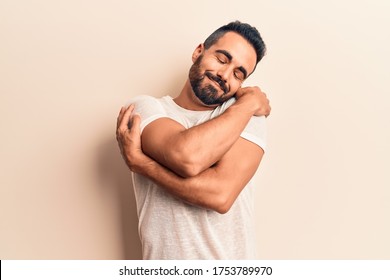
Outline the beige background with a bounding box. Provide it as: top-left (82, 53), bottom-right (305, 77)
top-left (1, 0), bottom-right (389, 259)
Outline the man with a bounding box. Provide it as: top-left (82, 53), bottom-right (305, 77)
top-left (116, 21), bottom-right (271, 259)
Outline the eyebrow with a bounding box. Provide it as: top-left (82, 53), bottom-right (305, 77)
top-left (215, 49), bottom-right (248, 79)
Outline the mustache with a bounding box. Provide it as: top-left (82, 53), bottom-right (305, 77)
top-left (204, 72), bottom-right (228, 94)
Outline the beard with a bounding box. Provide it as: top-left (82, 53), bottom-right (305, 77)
top-left (189, 55), bottom-right (230, 106)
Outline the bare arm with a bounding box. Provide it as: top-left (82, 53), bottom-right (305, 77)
top-left (138, 86), bottom-right (270, 177)
top-left (116, 105), bottom-right (264, 214)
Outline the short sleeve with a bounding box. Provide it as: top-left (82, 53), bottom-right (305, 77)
top-left (240, 116), bottom-right (267, 152)
top-left (126, 95), bottom-right (167, 133)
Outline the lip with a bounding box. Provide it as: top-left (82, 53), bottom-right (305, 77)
top-left (206, 75), bottom-right (226, 93)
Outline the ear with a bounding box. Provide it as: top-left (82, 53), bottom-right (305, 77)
top-left (192, 44), bottom-right (204, 62)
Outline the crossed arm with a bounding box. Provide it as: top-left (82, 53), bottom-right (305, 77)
top-left (116, 87), bottom-right (270, 213)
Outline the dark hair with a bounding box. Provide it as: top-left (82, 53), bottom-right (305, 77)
top-left (204, 21), bottom-right (266, 65)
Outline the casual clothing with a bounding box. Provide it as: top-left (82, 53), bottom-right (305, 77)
top-left (129, 95), bottom-right (267, 259)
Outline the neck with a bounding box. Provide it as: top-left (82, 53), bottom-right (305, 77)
top-left (173, 79), bottom-right (218, 111)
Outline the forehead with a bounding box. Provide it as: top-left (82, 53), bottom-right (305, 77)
top-left (206, 31), bottom-right (257, 73)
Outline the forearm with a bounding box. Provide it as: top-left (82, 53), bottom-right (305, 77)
top-left (162, 98), bottom-right (258, 175)
top-left (133, 137), bottom-right (262, 214)
top-left (132, 152), bottom-right (226, 212)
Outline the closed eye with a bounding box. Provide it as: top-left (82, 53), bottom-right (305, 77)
top-left (234, 70), bottom-right (245, 81)
top-left (216, 56), bottom-right (227, 64)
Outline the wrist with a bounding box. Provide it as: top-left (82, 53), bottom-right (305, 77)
top-left (231, 96), bottom-right (259, 115)
top-left (123, 148), bottom-right (150, 174)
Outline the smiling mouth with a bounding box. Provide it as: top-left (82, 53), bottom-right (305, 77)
top-left (205, 72), bottom-right (228, 94)
top-left (209, 78), bottom-right (224, 92)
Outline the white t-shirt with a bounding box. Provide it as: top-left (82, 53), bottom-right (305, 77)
top-left (129, 95), bottom-right (267, 259)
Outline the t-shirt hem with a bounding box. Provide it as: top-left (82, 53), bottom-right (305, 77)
top-left (140, 114), bottom-right (167, 133)
top-left (240, 131), bottom-right (267, 152)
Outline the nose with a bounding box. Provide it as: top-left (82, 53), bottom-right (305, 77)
top-left (216, 66), bottom-right (231, 83)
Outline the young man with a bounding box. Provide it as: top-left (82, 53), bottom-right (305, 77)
top-left (116, 21), bottom-right (271, 259)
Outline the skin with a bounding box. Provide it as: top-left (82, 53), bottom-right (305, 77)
top-left (116, 31), bottom-right (271, 214)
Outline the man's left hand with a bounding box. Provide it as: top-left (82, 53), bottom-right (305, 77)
top-left (116, 104), bottom-right (146, 173)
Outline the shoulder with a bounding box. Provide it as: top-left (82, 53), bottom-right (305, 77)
top-left (125, 95), bottom-right (168, 131)
top-left (126, 95), bottom-right (166, 113)
top-left (219, 97), bottom-right (236, 111)
top-left (209, 97), bottom-right (236, 117)
top-left (126, 95), bottom-right (160, 106)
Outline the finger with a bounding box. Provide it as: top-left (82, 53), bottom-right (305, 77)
top-left (235, 87), bottom-right (245, 98)
top-left (116, 107), bottom-right (125, 140)
top-left (119, 104), bottom-right (135, 132)
top-left (129, 113), bottom-right (141, 135)
top-left (266, 105), bottom-right (271, 118)
top-left (117, 107), bottom-right (126, 128)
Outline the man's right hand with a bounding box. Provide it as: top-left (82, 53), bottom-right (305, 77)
top-left (235, 86), bottom-right (271, 117)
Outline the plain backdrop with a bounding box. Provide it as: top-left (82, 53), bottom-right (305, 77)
top-left (1, 0), bottom-right (389, 259)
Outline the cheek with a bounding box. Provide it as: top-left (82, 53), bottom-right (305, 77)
top-left (228, 80), bottom-right (242, 93)
top-left (201, 57), bottom-right (221, 70)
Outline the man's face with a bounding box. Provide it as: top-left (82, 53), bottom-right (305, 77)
top-left (189, 32), bottom-right (257, 107)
